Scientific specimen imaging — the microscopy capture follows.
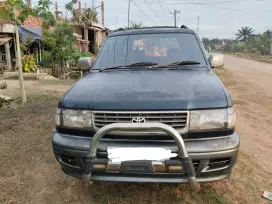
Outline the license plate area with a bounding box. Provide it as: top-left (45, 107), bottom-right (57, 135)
top-left (120, 160), bottom-right (153, 174)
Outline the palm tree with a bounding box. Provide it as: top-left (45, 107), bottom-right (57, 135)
top-left (124, 21), bottom-right (143, 30)
top-left (264, 30), bottom-right (272, 37)
top-left (235, 26), bottom-right (254, 41)
top-left (130, 21), bottom-right (143, 29)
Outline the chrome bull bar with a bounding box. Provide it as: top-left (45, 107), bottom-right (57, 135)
top-left (82, 122), bottom-right (200, 192)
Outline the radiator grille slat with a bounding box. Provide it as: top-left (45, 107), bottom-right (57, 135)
top-left (93, 111), bottom-right (188, 133)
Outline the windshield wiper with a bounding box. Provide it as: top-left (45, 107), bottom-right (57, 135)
top-left (98, 62), bottom-right (158, 72)
top-left (150, 61), bottom-right (201, 69)
top-left (98, 65), bottom-right (126, 72)
top-left (125, 62), bottom-right (158, 67)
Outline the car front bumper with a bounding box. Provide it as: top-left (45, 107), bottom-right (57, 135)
top-left (52, 125), bottom-right (239, 186)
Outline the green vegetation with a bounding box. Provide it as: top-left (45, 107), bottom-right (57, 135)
top-left (202, 27), bottom-right (272, 56)
top-left (22, 55), bottom-right (36, 72)
top-left (66, 0), bottom-right (98, 24)
top-left (41, 21), bottom-right (76, 66)
top-left (40, 20), bottom-right (92, 68)
top-left (235, 26), bottom-right (254, 41)
top-left (125, 21), bottom-right (144, 30)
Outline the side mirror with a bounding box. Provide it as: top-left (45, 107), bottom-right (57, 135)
top-left (78, 57), bottom-right (93, 71)
top-left (209, 53), bottom-right (224, 68)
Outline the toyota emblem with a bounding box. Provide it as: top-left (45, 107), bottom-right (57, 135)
top-left (131, 117), bottom-right (146, 123)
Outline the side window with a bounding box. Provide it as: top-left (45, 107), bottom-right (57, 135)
top-left (93, 36), bottom-right (128, 68)
top-left (94, 37), bottom-right (116, 68)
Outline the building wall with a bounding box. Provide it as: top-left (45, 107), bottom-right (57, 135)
top-left (0, 23), bottom-right (15, 33)
top-left (72, 24), bottom-right (108, 54)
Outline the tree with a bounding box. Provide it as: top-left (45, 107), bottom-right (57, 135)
top-left (71, 8), bottom-right (98, 24)
top-left (235, 26), bottom-right (254, 41)
top-left (246, 30), bottom-right (271, 55)
top-left (124, 21), bottom-right (143, 30)
top-left (33, 0), bottom-right (55, 29)
top-left (41, 21), bottom-right (77, 67)
top-left (0, 0), bottom-right (55, 104)
top-left (264, 30), bottom-right (272, 38)
top-left (66, 0), bottom-right (98, 25)
top-left (130, 21), bottom-right (143, 29)
top-left (1, 0), bottom-right (37, 104)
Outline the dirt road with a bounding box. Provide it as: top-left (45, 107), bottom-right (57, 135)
top-left (222, 55), bottom-right (272, 172)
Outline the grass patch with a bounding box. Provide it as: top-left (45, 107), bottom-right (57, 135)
top-left (213, 68), bottom-right (237, 87)
top-left (235, 53), bottom-right (272, 64)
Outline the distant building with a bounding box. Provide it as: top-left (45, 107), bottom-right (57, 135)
top-left (72, 21), bottom-right (108, 54)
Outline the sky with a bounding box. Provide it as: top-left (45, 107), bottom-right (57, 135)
top-left (42, 0), bottom-right (272, 39)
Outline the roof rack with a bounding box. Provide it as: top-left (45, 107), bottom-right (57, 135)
top-left (111, 25), bottom-right (189, 33)
top-left (138, 26), bottom-right (177, 29)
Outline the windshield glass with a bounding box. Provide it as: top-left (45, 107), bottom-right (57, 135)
top-left (93, 33), bottom-right (207, 69)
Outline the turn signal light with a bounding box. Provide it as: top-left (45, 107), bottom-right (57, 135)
top-left (93, 164), bottom-right (106, 169)
top-left (169, 166), bottom-right (183, 171)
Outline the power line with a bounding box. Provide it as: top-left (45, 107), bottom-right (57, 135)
top-left (138, 0), bottom-right (271, 12)
top-left (131, 0), bottom-right (149, 19)
top-left (141, 0), bottom-right (264, 4)
top-left (156, 0), bottom-right (164, 12)
top-left (142, 0), bottom-right (166, 23)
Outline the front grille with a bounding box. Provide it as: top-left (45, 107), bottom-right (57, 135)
top-left (93, 111), bottom-right (189, 133)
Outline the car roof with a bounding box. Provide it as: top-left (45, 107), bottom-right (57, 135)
top-left (109, 26), bottom-right (196, 37)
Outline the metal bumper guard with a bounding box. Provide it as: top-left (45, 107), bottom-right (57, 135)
top-left (82, 122), bottom-right (200, 192)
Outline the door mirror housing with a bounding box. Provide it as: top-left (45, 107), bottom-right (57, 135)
top-left (78, 57), bottom-right (93, 71)
top-left (209, 53), bottom-right (224, 68)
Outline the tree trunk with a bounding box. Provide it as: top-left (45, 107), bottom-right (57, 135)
top-left (15, 25), bottom-right (27, 104)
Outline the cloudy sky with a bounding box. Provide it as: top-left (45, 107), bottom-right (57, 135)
top-left (54, 0), bottom-right (272, 39)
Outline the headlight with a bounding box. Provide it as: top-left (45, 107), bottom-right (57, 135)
top-left (61, 109), bottom-right (93, 128)
top-left (189, 107), bottom-right (236, 131)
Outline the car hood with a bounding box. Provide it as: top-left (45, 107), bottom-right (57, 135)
top-left (60, 69), bottom-right (228, 110)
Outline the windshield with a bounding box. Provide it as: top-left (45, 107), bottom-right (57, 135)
top-left (93, 33), bottom-right (207, 69)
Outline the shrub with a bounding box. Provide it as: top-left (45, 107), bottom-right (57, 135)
top-left (21, 55), bottom-right (36, 72)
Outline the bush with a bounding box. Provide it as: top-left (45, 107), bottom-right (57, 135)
top-left (21, 55), bottom-right (36, 72)
top-left (70, 51), bottom-right (92, 66)
top-left (39, 51), bottom-right (54, 67)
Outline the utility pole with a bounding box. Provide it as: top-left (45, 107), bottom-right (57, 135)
top-left (196, 16), bottom-right (199, 34)
top-left (55, 0), bottom-right (58, 18)
top-left (27, 0), bottom-right (31, 7)
top-left (78, 0), bottom-right (81, 12)
top-left (128, 0), bottom-right (131, 27)
top-left (13, 8), bottom-right (26, 104)
top-left (170, 9), bottom-right (180, 27)
top-left (101, 0), bottom-right (104, 26)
